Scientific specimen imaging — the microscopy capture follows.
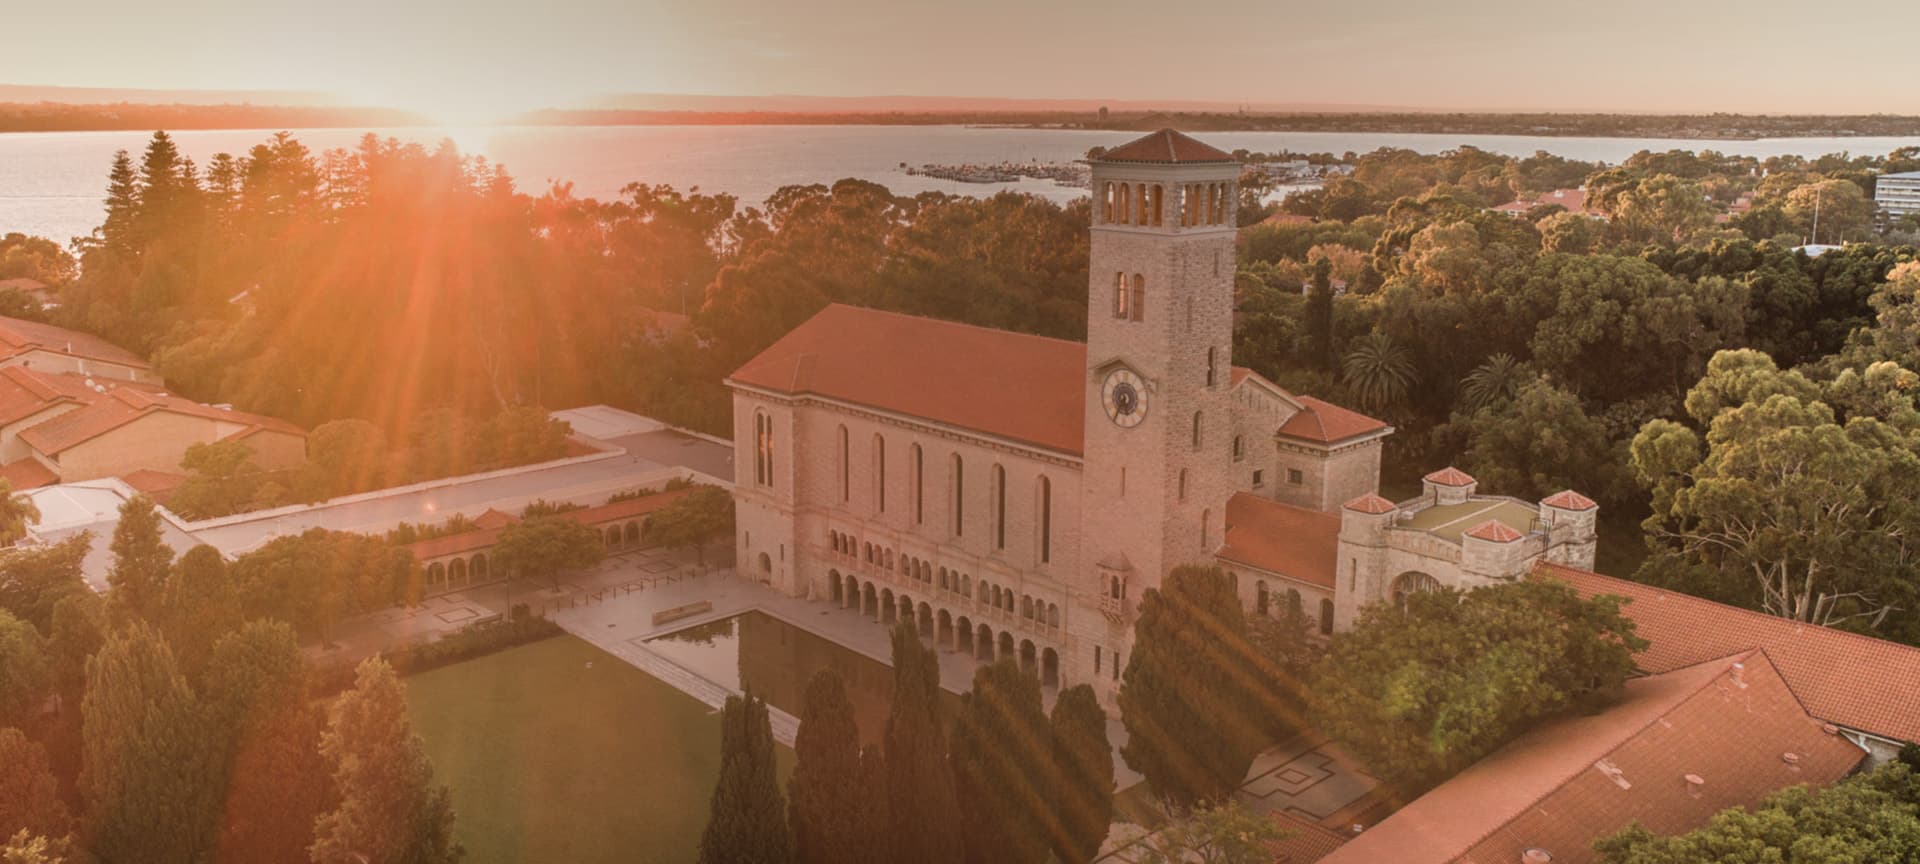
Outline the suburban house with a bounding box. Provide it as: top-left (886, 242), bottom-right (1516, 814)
top-left (0, 314), bottom-right (158, 383)
top-left (0, 364), bottom-right (304, 489)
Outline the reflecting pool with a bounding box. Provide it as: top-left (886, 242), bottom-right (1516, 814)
top-left (646, 610), bottom-right (962, 744)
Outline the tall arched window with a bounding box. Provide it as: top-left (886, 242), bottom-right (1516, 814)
top-left (911, 444), bottom-right (924, 525)
top-left (1150, 184), bottom-right (1164, 226)
top-left (1037, 475), bottom-right (1052, 564)
top-left (873, 434), bottom-right (887, 512)
top-left (951, 453), bottom-right (965, 537)
top-left (1192, 411), bottom-right (1204, 450)
top-left (1320, 599), bottom-right (1335, 635)
top-left (1118, 183), bottom-right (1131, 223)
top-left (1201, 508), bottom-right (1213, 550)
top-left (1206, 347), bottom-right (1217, 387)
top-left (1113, 271), bottom-right (1128, 319)
top-left (837, 425), bottom-right (850, 501)
top-left (1232, 435), bottom-right (1245, 462)
top-left (1256, 580), bottom-right (1270, 616)
top-left (1135, 183), bottom-right (1148, 226)
top-left (1178, 469), bottom-right (1188, 501)
top-left (992, 464), bottom-right (1007, 551)
top-left (1130, 274), bottom-right (1145, 322)
top-left (753, 411), bottom-right (774, 487)
top-left (1102, 181), bottom-right (1114, 222)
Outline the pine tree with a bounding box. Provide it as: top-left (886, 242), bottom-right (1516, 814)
top-left (698, 692), bottom-right (791, 864)
top-left (0, 728), bottom-right (70, 844)
top-left (106, 496), bottom-right (172, 618)
top-left (79, 623), bottom-right (220, 864)
top-left (1049, 685), bottom-right (1115, 864)
top-left (884, 621), bottom-right (963, 864)
top-left (202, 622), bottom-right (332, 864)
top-left (951, 659), bottom-right (1053, 864)
top-left (788, 671), bottom-right (861, 864)
top-left (311, 658), bottom-right (461, 864)
top-left (1119, 565), bottom-right (1269, 809)
top-left (99, 150), bottom-right (140, 258)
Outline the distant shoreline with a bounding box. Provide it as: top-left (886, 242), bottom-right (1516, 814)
top-left (5, 104), bottom-right (1920, 143)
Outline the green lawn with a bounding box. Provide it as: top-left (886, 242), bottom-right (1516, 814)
top-left (405, 634), bottom-right (794, 864)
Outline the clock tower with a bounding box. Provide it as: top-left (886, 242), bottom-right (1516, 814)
top-left (1075, 129), bottom-right (1241, 689)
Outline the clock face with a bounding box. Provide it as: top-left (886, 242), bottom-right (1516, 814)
top-left (1102, 369), bottom-right (1148, 428)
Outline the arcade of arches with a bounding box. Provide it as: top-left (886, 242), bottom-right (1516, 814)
top-left (825, 566), bottom-right (1064, 690)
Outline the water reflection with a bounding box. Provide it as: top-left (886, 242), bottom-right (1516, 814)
top-left (647, 611), bottom-right (961, 745)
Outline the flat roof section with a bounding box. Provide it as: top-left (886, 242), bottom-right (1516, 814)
top-left (1400, 498), bottom-right (1539, 543)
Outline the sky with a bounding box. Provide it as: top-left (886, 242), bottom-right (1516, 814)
top-left (5, 0), bottom-right (1920, 121)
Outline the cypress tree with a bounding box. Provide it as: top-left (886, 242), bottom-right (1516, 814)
top-left (106, 495), bottom-right (172, 619)
top-left (310, 658), bottom-right (461, 864)
top-left (1119, 565), bottom-right (1267, 809)
top-left (698, 691), bottom-right (791, 864)
top-left (79, 622), bottom-right (220, 864)
top-left (200, 620), bottom-right (335, 864)
top-left (1307, 256), bottom-right (1335, 371)
top-left (951, 659), bottom-right (1053, 864)
top-left (0, 727), bottom-right (70, 843)
top-left (161, 545), bottom-right (241, 680)
top-left (1048, 684), bottom-right (1115, 864)
top-left (788, 671), bottom-right (861, 864)
top-left (853, 744), bottom-right (889, 864)
top-left (883, 620), bottom-right (963, 864)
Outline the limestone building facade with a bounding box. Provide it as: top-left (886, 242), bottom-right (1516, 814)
top-left (725, 129), bottom-right (1594, 705)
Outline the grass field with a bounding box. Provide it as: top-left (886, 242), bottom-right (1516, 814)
top-left (405, 634), bottom-right (795, 864)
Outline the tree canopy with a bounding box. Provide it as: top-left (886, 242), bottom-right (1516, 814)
top-left (1311, 579), bottom-right (1645, 795)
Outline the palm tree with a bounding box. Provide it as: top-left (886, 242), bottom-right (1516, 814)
top-left (0, 480), bottom-right (40, 547)
top-left (1459, 353), bottom-right (1532, 415)
top-left (1341, 332), bottom-right (1418, 413)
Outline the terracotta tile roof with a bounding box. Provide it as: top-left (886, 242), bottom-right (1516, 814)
top-left (1541, 490), bottom-right (1597, 511)
top-left (0, 366), bottom-right (164, 428)
top-left (1218, 492), bottom-right (1339, 589)
top-left (1423, 467), bottom-right (1476, 487)
top-left (406, 489), bottom-right (696, 562)
top-left (1230, 365), bottom-right (1276, 392)
top-left (728, 304), bottom-right (1087, 455)
top-left (1268, 811), bottom-right (1349, 863)
top-left (407, 526), bottom-right (506, 561)
top-left (1537, 562), bottom-right (1920, 744)
top-left (569, 487), bottom-right (694, 526)
top-left (1320, 652), bottom-right (1864, 864)
top-left (1096, 128), bottom-right (1237, 165)
top-left (17, 388), bottom-right (304, 456)
top-left (0, 458), bottom-right (56, 491)
top-left (1343, 493), bottom-right (1396, 514)
top-left (0, 315), bottom-right (148, 369)
top-left (1276, 396), bottom-right (1390, 445)
top-left (471, 508), bottom-right (517, 530)
top-left (120, 468), bottom-right (186, 499)
top-left (1464, 520), bottom-right (1524, 543)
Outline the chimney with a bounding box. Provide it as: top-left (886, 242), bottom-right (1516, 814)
top-left (1522, 850), bottom-right (1554, 864)
top-left (1684, 774), bottom-right (1706, 798)
top-left (1782, 752), bottom-right (1802, 771)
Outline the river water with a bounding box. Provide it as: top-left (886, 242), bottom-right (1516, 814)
top-left (4, 124), bottom-right (1917, 243)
